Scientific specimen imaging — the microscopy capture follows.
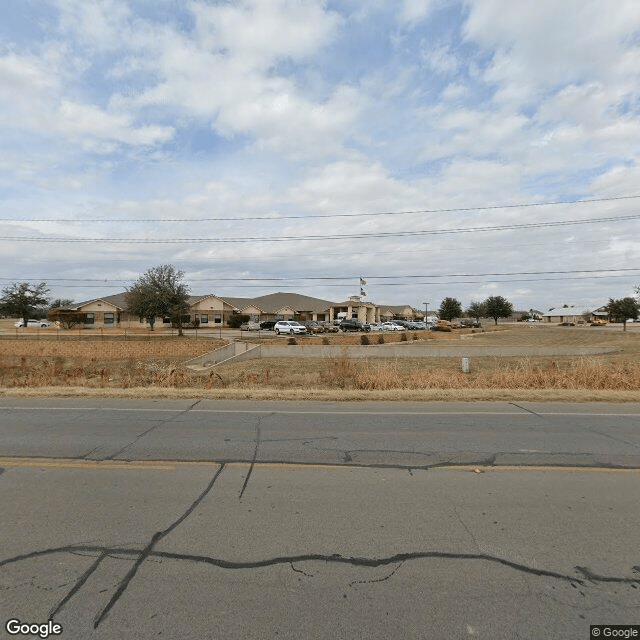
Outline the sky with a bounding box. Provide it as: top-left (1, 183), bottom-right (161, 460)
top-left (1, 0), bottom-right (639, 313)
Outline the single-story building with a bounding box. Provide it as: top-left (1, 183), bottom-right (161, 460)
top-left (52, 291), bottom-right (421, 329)
top-left (542, 305), bottom-right (608, 324)
top-left (379, 305), bottom-right (419, 322)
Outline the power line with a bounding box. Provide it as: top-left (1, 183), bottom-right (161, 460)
top-left (2, 213), bottom-right (639, 244)
top-left (2, 194), bottom-right (639, 223)
top-left (2, 268), bottom-right (638, 284)
top-left (0, 274), bottom-right (633, 289)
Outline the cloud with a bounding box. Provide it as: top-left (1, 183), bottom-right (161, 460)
top-left (398, 0), bottom-right (439, 25)
top-left (421, 44), bottom-right (460, 75)
top-left (463, 0), bottom-right (640, 101)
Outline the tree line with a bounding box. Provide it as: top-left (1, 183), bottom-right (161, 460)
top-left (437, 295), bottom-right (514, 325)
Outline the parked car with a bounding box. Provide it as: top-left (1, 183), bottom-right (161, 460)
top-left (368, 322), bottom-right (384, 331)
top-left (274, 320), bottom-right (307, 335)
top-left (14, 319), bottom-right (52, 328)
top-left (304, 321), bottom-right (325, 334)
top-left (381, 322), bottom-right (404, 331)
top-left (260, 320), bottom-right (277, 331)
top-left (319, 321), bottom-right (339, 333)
top-left (240, 321), bottom-right (260, 331)
top-left (339, 318), bottom-right (370, 332)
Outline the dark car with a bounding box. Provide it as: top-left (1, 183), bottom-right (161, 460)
top-left (339, 318), bottom-right (370, 332)
top-left (458, 319), bottom-right (481, 328)
top-left (260, 321), bottom-right (277, 331)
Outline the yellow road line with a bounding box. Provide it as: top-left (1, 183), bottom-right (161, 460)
top-left (0, 457), bottom-right (179, 471)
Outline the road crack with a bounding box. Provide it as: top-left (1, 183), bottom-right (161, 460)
top-left (92, 462), bottom-right (226, 628)
top-left (239, 420), bottom-right (262, 500)
top-left (102, 400), bottom-right (202, 461)
top-left (349, 561), bottom-right (405, 586)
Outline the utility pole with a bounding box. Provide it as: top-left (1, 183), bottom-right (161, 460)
top-left (423, 301), bottom-right (429, 323)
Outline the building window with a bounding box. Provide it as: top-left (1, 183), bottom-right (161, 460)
top-left (84, 313), bottom-right (94, 325)
top-left (200, 314), bottom-right (208, 324)
top-left (104, 313), bottom-right (114, 325)
top-left (163, 317), bottom-right (171, 324)
top-left (214, 315), bottom-right (221, 324)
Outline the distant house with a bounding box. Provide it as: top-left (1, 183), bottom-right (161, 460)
top-left (541, 305), bottom-right (607, 324)
top-left (541, 306), bottom-right (582, 323)
top-left (589, 305), bottom-right (610, 321)
top-left (379, 304), bottom-right (417, 322)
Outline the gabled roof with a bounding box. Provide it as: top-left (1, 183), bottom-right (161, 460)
top-left (188, 294), bottom-right (240, 309)
top-left (217, 296), bottom-right (256, 311)
top-left (66, 292), bottom-right (128, 310)
top-left (231, 292), bottom-right (335, 314)
top-left (384, 304), bottom-right (415, 313)
top-left (542, 306), bottom-right (583, 317)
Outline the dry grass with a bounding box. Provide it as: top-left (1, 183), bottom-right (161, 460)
top-left (1, 324), bottom-right (639, 400)
top-left (0, 337), bottom-right (221, 389)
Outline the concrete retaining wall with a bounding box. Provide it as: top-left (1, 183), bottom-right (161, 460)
top-left (258, 345), bottom-right (617, 358)
top-left (186, 341), bottom-right (260, 369)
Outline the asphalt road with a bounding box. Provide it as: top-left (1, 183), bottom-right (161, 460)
top-left (1, 400), bottom-right (639, 639)
top-left (1, 399), bottom-right (640, 468)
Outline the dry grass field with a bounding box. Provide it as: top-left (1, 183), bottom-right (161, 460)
top-left (1, 322), bottom-right (639, 400)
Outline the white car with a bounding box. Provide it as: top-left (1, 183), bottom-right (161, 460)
top-left (14, 319), bottom-right (52, 328)
top-left (274, 320), bottom-right (307, 335)
top-left (368, 322), bottom-right (384, 331)
top-left (382, 322), bottom-right (403, 331)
